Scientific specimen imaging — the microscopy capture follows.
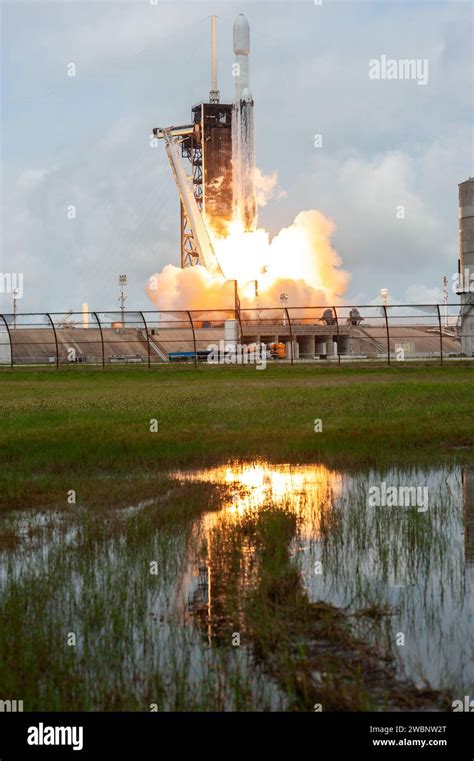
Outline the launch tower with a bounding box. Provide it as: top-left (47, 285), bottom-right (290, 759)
top-left (152, 14), bottom-right (256, 272)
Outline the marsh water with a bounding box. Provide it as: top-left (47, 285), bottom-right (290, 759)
top-left (176, 463), bottom-right (474, 695)
top-left (1, 461), bottom-right (473, 709)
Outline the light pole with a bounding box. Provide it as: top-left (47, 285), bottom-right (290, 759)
top-left (119, 274), bottom-right (127, 327)
top-left (226, 279), bottom-right (240, 313)
top-left (280, 292), bottom-right (288, 326)
top-left (443, 275), bottom-right (448, 327)
top-left (12, 288), bottom-right (19, 328)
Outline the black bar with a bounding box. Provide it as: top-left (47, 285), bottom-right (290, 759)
top-left (0, 711), bottom-right (471, 759)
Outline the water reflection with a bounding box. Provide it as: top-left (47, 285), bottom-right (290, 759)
top-left (174, 463), bottom-right (340, 646)
top-left (175, 462), bottom-right (474, 694)
top-left (174, 461), bottom-right (340, 529)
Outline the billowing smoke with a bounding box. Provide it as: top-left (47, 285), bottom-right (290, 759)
top-left (253, 167), bottom-right (282, 208)
top-left (146, 208), bottom-right (350, 310)
top-left (146, 263), bottom-right (233, 311)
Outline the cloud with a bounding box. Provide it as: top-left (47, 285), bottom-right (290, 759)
top-left (1, 114), bottom-right (178, 311)
top-left (404, 284), bottom-right (444, 304)
top-left (275, 141), bottom-right (465, 303)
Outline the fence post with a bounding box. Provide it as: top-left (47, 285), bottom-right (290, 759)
top-left (93, 312), bottom-right (105, 369)
top-left (436, 304), bottom-right (443, 365)
top-left (140, 311), bottom-right (151, 369)
top-left (46, 313), bottom-right (59, 369)
top-left (234, 306), bottom-right (243, 344)
top-left (284, 308), bottom-right (294, 365)
top-left (186, 311), bottom-right (197, 367)
top-left (382, 305), bottom-right (391, 366)
top-left (333, 306), bottom-right (341, 365)
top-left (0, 314), bottom-right (13, 370)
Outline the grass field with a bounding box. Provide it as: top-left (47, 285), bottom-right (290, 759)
top-left (0, 364), bottom-right (472, 511)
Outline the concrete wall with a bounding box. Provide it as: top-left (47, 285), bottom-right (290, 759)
top-left (460, 304), bottom-right (474, 356)
top-left (459, 179), bottom-right (474, 284)
top-left (459, 179), bottom-right (474, 355)
top-left (297, 334), bottom-right (315, 358)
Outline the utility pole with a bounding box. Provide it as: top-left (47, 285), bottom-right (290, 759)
top-left (12, 288), bottom-right (19, 328)
top-left (443, 275), bottom-right (448, 327)
top-left (119, 274), bottom-right (127, 327)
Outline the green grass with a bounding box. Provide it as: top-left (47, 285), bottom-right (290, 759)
top-left (1, 364), bottom-right (472, 510)
top-left (0, 481), bottom-right (280, 711)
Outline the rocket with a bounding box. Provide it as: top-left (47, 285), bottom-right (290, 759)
top-left (232, 14), bottom-right (256, 232)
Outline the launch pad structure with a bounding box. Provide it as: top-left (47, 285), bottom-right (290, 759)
top-left (180, 99), bottom-right (233, 264)
top-left (0, 304), bottom-right (469, 368)
top-left (152, 14), bottom-right (255, 273)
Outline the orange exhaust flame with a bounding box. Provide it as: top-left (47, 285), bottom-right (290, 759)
top-left (146, 174), bottom-right (349, 310)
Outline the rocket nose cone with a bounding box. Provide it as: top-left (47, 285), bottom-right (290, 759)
top-left (233, 13), bottom-right (250, 55)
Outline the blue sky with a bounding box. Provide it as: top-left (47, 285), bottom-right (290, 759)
top-left (1, 0), bottom-right (473, 313)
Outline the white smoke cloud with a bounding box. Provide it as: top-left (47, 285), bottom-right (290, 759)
top-left (253, 168), bottom-right (285, 208)
top-left (146, 208), bottom-right (350, 311)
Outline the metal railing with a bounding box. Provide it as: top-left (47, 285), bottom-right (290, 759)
top-left (0, 304), bottom-right (472, 368)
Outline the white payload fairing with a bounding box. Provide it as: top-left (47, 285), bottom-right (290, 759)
top-left (232, 14), bottom-right (256, 232)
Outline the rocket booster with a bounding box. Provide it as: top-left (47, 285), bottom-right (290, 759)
top-left (232, 14), bottom-right (256, 232)
top-left (233, 13), bottom-right (251, 100)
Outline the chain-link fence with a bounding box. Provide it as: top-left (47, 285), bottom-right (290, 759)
top-left (0, 304), bottom-right (472, 368)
